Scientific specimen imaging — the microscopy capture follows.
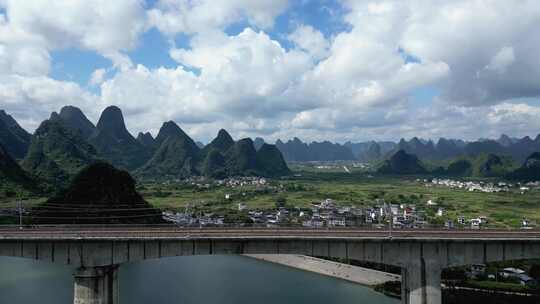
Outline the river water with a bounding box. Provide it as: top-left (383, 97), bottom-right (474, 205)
top-left (0, 255), bottom-right (398, 304)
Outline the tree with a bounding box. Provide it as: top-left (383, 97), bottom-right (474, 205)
top-left (275, 196), bottom-right (287, 208)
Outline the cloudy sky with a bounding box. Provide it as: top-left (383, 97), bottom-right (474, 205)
top-left (1, 0), bottom-right (540, 143)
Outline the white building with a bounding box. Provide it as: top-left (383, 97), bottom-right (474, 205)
top-left (328, 217), bottom-right (346, 227)
top-left (427, 200), bottom-right (437, 206)
top-left (470, 218), bottom-right (481, 229)
top-left (436, 208), bottom-right (445, 217)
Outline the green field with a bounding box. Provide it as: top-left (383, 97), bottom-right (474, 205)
top-left (2, 169), bottom-right (540, 228)
top-left (139, 170), bottom-right (540, 228)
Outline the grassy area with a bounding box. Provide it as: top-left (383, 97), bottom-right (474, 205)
top-left (0, 197), bottom-right (46, 208)
top-left (463, 280), bottom-right (533, 293)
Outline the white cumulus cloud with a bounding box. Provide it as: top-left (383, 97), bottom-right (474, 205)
top-left (1, 0), bottom-right (540, 143)
top-left (288, 25), bottom-right (330, 61)
top-left (147, 0), bottom-right (289, 35)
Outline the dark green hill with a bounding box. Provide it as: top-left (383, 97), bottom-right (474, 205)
top-left (31, 162), bottom-right (162, 224)
top-left (203, 129), bottom-right (235, 155)
top-left (256, 143), bottom-right (290, 177)
top-left (0, 110), bottom-right (31, 159)
top-left (21, 118), bottom-right (98, 187)
top-left (135, 125), bottom-right (289, 179)
top-left (89, 106), bottom-right (151, 170)
top-left (137, 121), bottom-right (200, 178)
top-left (225, 138), bottom-right (259, 176)
top-left (201, 135), bottom-right (291, 178)
top-left (200, 132), bottom-right (290, 178)
top-left (137, 132), bottom-right (155, 148)
top-left (0, 143), bottom-right (37, 196)
top-left (472, 153), bottom-right (514, 177)
top-left (445, 159), bottom-right (473, 176)
top-left (201, 148), bottom-right (227, 179)
top-left (377, 150), bottom-right (428, 175)
top-left (198, 129), bottom-right (235, 176)
top-left (253, 137), bottom-right (265, 150)
top-left (507, 152), bottom-right (540, 181)
top-left (54, 105), bottom-right (96, 139)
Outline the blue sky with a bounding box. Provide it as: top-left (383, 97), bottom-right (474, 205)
top-left (52, 0), bottom-right (351, 78)
top-left (46, 0), bottom-right (433, 111)
top-left (1, 0), bottom-right (540, 143)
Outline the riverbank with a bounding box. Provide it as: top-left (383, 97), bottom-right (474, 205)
top-left (244, 254), bottom-right (400, 286)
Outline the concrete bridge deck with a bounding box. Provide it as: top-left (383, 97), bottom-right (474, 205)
top-left (1, 227), bottom-right (539, 304)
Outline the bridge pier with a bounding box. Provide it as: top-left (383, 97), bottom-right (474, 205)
top-left (74, 265), bottom-right (119, 304)
top-left (402, 260), bottom-right (441, 304)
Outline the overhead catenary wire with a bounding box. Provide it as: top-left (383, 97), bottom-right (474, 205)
top-left (0, 201), bottom-right (162, 207)
top-left (1, 213), bottom-right (164, 220)
top-left (33, 202), bottom-right (155, 207)
top-left (26, 206), bottom-right (162, 212)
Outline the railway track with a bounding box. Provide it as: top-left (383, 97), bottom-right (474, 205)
top-left (1, 227), bottom-right (540, 240)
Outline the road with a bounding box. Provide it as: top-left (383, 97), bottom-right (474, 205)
top-left (1, 227), bottom-right (540, 240)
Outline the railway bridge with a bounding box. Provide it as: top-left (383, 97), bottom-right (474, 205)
top-left (1, 227), bottom-right (540, 304)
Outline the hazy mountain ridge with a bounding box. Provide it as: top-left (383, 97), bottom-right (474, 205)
top-left (275, 137), bottom-right (356, 162)
top-left (2, 107), bottom-right (538, 166)
top-left (378, 150), bottom-right (517, 178)
top-left (0, 106), bottom-right (538, 184)
top-left (391, 136), bottom-right (540, 164)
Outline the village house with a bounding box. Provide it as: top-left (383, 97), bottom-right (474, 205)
top-left (470, 218), bottom-right (481, 229)
top-left (498, 267), bottom-right (535, 285)
top-left (436, 208), bottom-right (445, 217)
top-left (522, 218), bottom-right (532, 229)
top-left (327, 216), bottom-right (346, 227)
